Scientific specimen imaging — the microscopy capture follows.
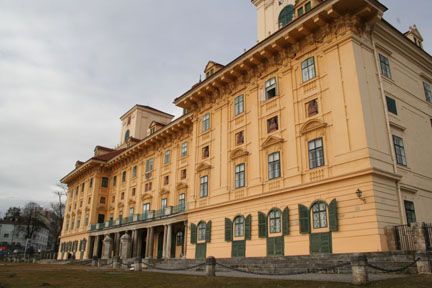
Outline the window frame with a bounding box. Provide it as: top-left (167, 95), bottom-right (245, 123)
top-left (101, 177), bottom-right (109, 188)
top-left (265, 77), bottom-right (277, 100)
top-left (200, 175), bottom-right (209, 198)
top-left (386, 96), bottom-right (398, 115)
top-left (268, 152), bottom-right (281, 180)
top-left (379, 54), bottom-right (392, 79)
top-left (392, 135), bottom-right (407, 166)
top-left (181, 142), bottom-right (188, 157)
top-left (198, 222), bottom-right (207, 242)
top-left (234, 216), bottom-right (245, 237)
top-left (404, 200), bottom-right (416, 225)
top-left (132, 166), bottom-right (137, 178)
top-left (267, 116), bottom-right (279, 133)
top-left (235, 163), bottom-right (246, 189)
top-left (202, 113), bottom-right (211, 133)
top-left (423, 81), bottom-right (432, 103)
top-left (269, 209), bottom-right (282, 234)
top-left (234, 95), bottom-right (245, 116)
top-left (308, 138), bottom-right (325, 169)
top-left (164, 150), bottom-right (171, 165)
top-left (312, 201), bottom-right (328, 229)
top-left (301, 57), bottom-right (316, 82)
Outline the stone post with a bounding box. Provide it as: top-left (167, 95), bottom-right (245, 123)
top-left (102, 235), bottom-right (113, 259)
top-left (162, 225), bottom-right (168, 258)
top-left (206, 257), bottom-right (216, 277)
top-left (112, 256), bottom-right (120, 269)
top-left (134, 257), bottom-right (142, 272)
top-left (413, 223), bottom-right (427, 252)
top-left (136, 230), bottom-right (143, 258)
top-left (384, 226), bottom-right (398, 251)
top-left (93, 236), bottom-right (100, 258)
top-left (416, 252), bottom-right (431, 274)
top-left (146, 227), bottom-right (154, 259)
top-left (91, 256), bottom-right (98, 267)
top-left (351, 254), bottom-right (368, 286)
top-left (120, 233), bottom-right (132, 260)
top-left (114, 233), bottom-right (121, 257)
top-left (166, 224), bottom-right (172, 259)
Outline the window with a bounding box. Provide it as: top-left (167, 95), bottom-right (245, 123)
top-left (161, 198), bottom-right (167, 209)
top-left (100, 197), bottom-right (106, 204)
top-left (129, 207), bottom-right (134, 216)
top-left (198, 222), bottom-right (206, 241)
top-left (393, 135), bottom-right (407, 166)
top-left (180, 169), bottom-right (187, 180)
top-left (3, 234), bottom-right (9, 238)
top-left (75, 187), bottom-right (78, 196)
top-left (164, 150), bottom-right (171, 164)
top-left (297, 7), bottom-right (304, 16)
top-left (85, 215), bottom-right (89, 226)
top-left (179, 193), bottom-right (185, 211)
top-left (234, 95), bottom-right (244, 116)
top-left (202, 146), bottom-right (210, 159)
top-left (312, 202), bottom-right (327, 229)
top-left (181, 142), bottom-right (188, 157)
top-left (202, 113), bottom-right (210, 132)
top-left (423, 81), bottom-right (432, 103)
top-left (88, 197), bottom-right (91, 204)
top-left (76, 218), bottom-right (81, 228)
top-left (127, 117), bottom-right (131, 125)
top-left (302, 57), bottom-right (316, 82)
top-left (132, 166), bottom-right (137, 177)
top-left (386, 96), bottom-right (398, 115)
top-left (112, 196), bottom-right (115, 203)
top-left (124, 130), bottom-right (130, 142)
top-left (267, 116), bottom-right (279, 133)
top-left (305, 1), bottom-right (311, 12)
top-left (379, 54), bottom-right (391, 78)
top-left (176, 231), bottom-right (184, 245)
top-left (235, 131), bottom-right (244, 145)
top-left (269, 209), bottom-right (281, 234)
top-left (163, 175), bottom-right (169, 185)
top-left (145, 158), bottom-right (154, 179)
top-left (109, 214), bottom-right (113, 221)
top-left (143, 203), bottom-right (150, 216)
top-left (235, 163), bottom-right (246, 188)
top-left (121, 192), bottom-right (125, 200)
top-left (200, 176), bottom-right (208, 198)
top-left (122, 171), bottom-right (127, 183)
top-left (307, 99), bottom-right (318, 117)
top-left (101, 177), bottom-right (109, 188)
top-left (234, 216), bottom-right (245, 237)
top-left (145, 182), bottom-right (152, 192)
top-left (89, 178), bottom-right (93, 188)
top-left (113, 176), bottom-right (117, 186)
top-left (278, 4), bottom-right (294, 28)
top-left (308, 138), bottom-right (325, 169)
top-left (265, 77), bottom-right (277, 99)
top-left (81, 183), bottom-right (85, 192)
top-left (131, 188), bottom-right (136, 197)
top-left (268, 152), bottom-right (281, 180)
top-left (404, 201), bottom-right (416, 225)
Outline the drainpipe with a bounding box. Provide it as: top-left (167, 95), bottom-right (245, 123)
top-left (370, 29), bottom-right (406, 225)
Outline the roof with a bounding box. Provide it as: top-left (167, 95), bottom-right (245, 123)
top-left (91, 148), bottom-right (126, 162)
top-left (120, 104), bottom-right (174, 120)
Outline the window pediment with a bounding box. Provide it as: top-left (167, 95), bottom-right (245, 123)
top-left (141, 193), bottom-right (153, 201)
top-left (300, 119), bottom-right (327, 135)
top-left (196, 162), bottom-right (212, 172)
top-left (230, 148), bottom-right (249, 160)
top-left (117, 202), bottom-right (124, 208)
top-left (262, 136), bottom-right (284, 149)
top-left (160, 188), bottom-right (170, 196)
top-left (176, 182), bottom-right (188, 190)
top-left (128, 199), bottom-right (136, 205)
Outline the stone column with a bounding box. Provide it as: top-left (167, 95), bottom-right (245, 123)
top-left (351, 254), bottom-right (368, 286)
top-left (136, 230), bottom-right (143, 258)
top-left (120, 233), bottom-right (132, 260)
top-left (162, 225), bottom-right (168, 259)
top-left (87, 237), bottom-right (94, 259)
top-left (102, 235), bottom-right (113, 259)
top-left (413, 223), bottom-right (427, 252)
top-left (166, 224), bottom-right (173, 259)
top-left (206, 257), bottom-right (216, 277)
top-left (93, 236), bottom-right (100, 258)
top-left (131, 230), bottom-right (138, 257)
top-left (146, 227), bottom-right (154, 259)
top-left (183, 221), bottom-right (188, 258)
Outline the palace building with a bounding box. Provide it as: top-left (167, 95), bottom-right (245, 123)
top-left (58, 0), bottom-right (432, 261)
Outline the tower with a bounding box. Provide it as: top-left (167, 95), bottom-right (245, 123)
top-left (252, 0), bottom-right (324, 42)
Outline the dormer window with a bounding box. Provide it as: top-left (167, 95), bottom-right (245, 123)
top-left (278, 4), bottom-right (294, 28)
top-left (124, 130), bottom-right (130, 142)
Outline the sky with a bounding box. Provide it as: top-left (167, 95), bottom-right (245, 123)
top-left (0, 0), bottom-right (431, 215)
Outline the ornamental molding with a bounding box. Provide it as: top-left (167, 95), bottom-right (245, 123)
top-left (230, 148), bottom-right (250, 160)
top-left (160, 188), bottom-right (170, 196)
top-left (196, 162), bottom-right (212, 172)
top-left (176, 182), bottom-right (188, 190)
top-left (141, 193), bottom-right (153, 201)
top-left (300, 119), bottom-right (328, 135)
top-left (262, 136), bottom-right (284, 149)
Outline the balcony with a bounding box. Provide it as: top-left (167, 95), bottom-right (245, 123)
top-left (88, 204), bottom-right (187, 232)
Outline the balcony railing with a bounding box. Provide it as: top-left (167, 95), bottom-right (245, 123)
top-left (88, 204), bottom-right (187, 232)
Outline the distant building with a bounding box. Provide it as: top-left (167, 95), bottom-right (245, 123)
top-left (58, 0), bottom-right (432, 261)
top-left (0, 221), bottom-right (50, 252)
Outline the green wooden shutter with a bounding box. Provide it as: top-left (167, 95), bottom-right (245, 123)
top-left (225, 218), bottom-right (233, 242)
top-left (245, 215), bottom-right (252, 240)
top-left (310, 233), bottom-right (320, 254)
top-left (282, 207), bottom-right (289, 236)
top-left (258, 212), bottom-right (268, 238)
top-left (298, 204), bottom-right (310, 234)
top-left (266, 237), bottom-right (275, 256)
top-left (232, 240), bottom-right (246, 258)
top-left (206, 221), bottom-right (212, 243)
top-left (190, 223), bottom-right (197, 244)
top-left (329, 199), bottom-right (338, 232)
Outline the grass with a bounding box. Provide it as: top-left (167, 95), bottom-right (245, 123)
top-left (0, 264), bottom-right (431, 288)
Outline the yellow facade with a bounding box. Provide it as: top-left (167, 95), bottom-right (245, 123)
top-left (58, 0), bottom-right (432, 261)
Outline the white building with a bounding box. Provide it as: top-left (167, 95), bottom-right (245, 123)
top-left (0, 221), bottom-right (50, 252)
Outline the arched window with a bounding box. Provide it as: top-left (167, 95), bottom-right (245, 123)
top-left (198, 222), bottom-right (206, 241)
top-left (312, 201), bottom-right (327, 229)
top-left (124, 130), bottom-right (130, 142)
top-left (269, 209), bottom-right (281, 234)
top-left (176, 231), bottom-right (184, 246)
top-left (234, 216), bottom-right (245, 237)
top-left (278, 5), bottom-right (294, 28)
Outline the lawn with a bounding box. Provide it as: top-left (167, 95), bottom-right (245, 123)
top-left (0, 264), bottom-right (431, 288)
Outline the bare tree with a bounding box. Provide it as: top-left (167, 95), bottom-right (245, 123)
top-left (20, 202), bottom-right (45, 240)
top-left (49, 183), bottom-right (68, 252)
top-left (3, 207), bottom-right (21, 221)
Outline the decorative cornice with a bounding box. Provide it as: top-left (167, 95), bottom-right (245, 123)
top-left (230, 148), bottom-right (250, 160)
top-left (262, 136), bottom-right (284, 149)
top-left (300, 119), bottom-right (328, 135)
